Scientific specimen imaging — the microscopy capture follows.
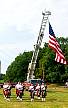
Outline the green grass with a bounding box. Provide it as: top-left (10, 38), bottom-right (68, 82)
top-left (0, 84), bottom-right (68, 108)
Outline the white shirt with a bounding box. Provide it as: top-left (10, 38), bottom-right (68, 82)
top-left (29, 85), bottom-right (34, 91)
top-left (41, 85), bottom-right (45, 90)
top-left (35, 85), bottom-right (40, 90)
top-left (15, 84), bottom-right (23, 90)
top-left (3, 84), bottom-right (9, 89)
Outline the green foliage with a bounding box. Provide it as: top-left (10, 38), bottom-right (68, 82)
top-left (35, 37), bottom-right (68, 83)
top-left (5, 51), bottom-right (32, 82)
top-left (4, 37), bottom-right (68, 83)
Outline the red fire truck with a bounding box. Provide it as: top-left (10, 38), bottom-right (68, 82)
top-left (23, 79), bottom-right (44, 90)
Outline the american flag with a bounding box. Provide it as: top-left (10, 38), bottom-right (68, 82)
top-left (49, 22), bottom-right (67, 64)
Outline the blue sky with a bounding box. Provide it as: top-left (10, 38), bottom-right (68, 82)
top-left (0, 0), bottom-right (68, 74)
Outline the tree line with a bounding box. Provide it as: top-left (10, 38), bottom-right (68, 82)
top-left (4, 37), bottom-right (68, 83)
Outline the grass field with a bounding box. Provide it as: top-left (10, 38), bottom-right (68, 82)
top-left (0, 84), bottom-right (68, 108)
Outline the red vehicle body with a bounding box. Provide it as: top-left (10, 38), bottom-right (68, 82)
top-left (23, 79), bottom-right (44, 91)
top-left (23, 81), bottom-right (31, 90)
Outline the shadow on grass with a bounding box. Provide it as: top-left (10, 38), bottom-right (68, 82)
top-left (2, 96), bottom-right (68, 103)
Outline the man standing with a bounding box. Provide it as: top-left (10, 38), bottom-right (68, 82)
top-left (15, 82), bottom-right (23, 101)
top-left (29, 83), bottom-right (35, 102)
top-left (3, 82), bottom-right (11, 101)
top-left (35, 83), bottom-right (41, 99)
top-left (40, 83), bottom-right (47, 101)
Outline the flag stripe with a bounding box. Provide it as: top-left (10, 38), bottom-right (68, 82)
top-left (49, 22), bottom-right (67, 64)
top-left (49, 35), bottom-right (65, 58)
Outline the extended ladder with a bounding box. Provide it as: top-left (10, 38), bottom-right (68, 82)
top-left (27, 10), bottom-right (51, 82)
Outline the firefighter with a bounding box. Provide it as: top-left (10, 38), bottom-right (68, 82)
top-left (29, 83), bottom-right (35, 102)
top-left (40, 83), bottom-right (47, 101)
top-left (35, 83), bottom-right (41, 99)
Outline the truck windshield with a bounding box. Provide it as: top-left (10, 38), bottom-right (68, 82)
top-left (29, 79), bottom-right (43, 85)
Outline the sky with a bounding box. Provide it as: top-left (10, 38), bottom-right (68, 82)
top-left (0, 0), bottom-right (68, 74)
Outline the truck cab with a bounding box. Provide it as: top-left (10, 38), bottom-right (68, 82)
top-left (29, 79), bottom-right (44, 86)
top-left (23, 79), bottom-right (44, 91)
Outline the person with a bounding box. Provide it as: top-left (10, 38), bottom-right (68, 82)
top-left (29, 83), bottom-right (35, 102)
top-left (3, 82), bottom-right (11, 101)
top-left (65, 81), bottom-right (68, 88)
top-left (35, 83), bottom-right (41, 99)
top-left (19, 83), bottom-right (24, 100)
top-left (40, 83), bottom-right (47, 101)
top-left (15, 82), bottom-right (24, 101)
top-left (15, 82), bottom-right (20, 99)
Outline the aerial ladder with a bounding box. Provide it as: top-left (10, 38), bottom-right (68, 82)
top-left (27, 10), bottom-right (51, 82)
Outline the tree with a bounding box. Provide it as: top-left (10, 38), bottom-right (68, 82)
top-left (5, 51), bottom-right (32, 82)
top-left (35, 37), bottom-right (68, 83)
top-left (4, 37), bottom-right (68, 83)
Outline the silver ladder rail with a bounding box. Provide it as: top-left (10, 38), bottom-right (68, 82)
top-left (27, 10), bottom-right (51, 82)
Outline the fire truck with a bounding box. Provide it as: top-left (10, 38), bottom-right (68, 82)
top-left (24, 79), bottom-right (44, 90)
top-left (24, 9), bottom-right (51, 90)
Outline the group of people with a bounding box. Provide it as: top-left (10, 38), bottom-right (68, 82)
top-left (3, 82), bottom-right (47, 102)
top-left (3, 82), bottom-right (24, 101)
top-left (29, 83), bottom-right (47, 102)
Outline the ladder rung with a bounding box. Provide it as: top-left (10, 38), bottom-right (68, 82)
top-left (42, 21), bottom-right (47, 23)
top-left (41, 24), bottom-right (46, 26)
top-left (40, 26), bottom-right (44, 29)
top-left (43, 18), bottom-right (48, 20)
top-left (42, 19), bottom-right (48, 23)
top-left (44, 15), bottom-right (48, 17)
top-left (42, 20), bottom-right (47, 23)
